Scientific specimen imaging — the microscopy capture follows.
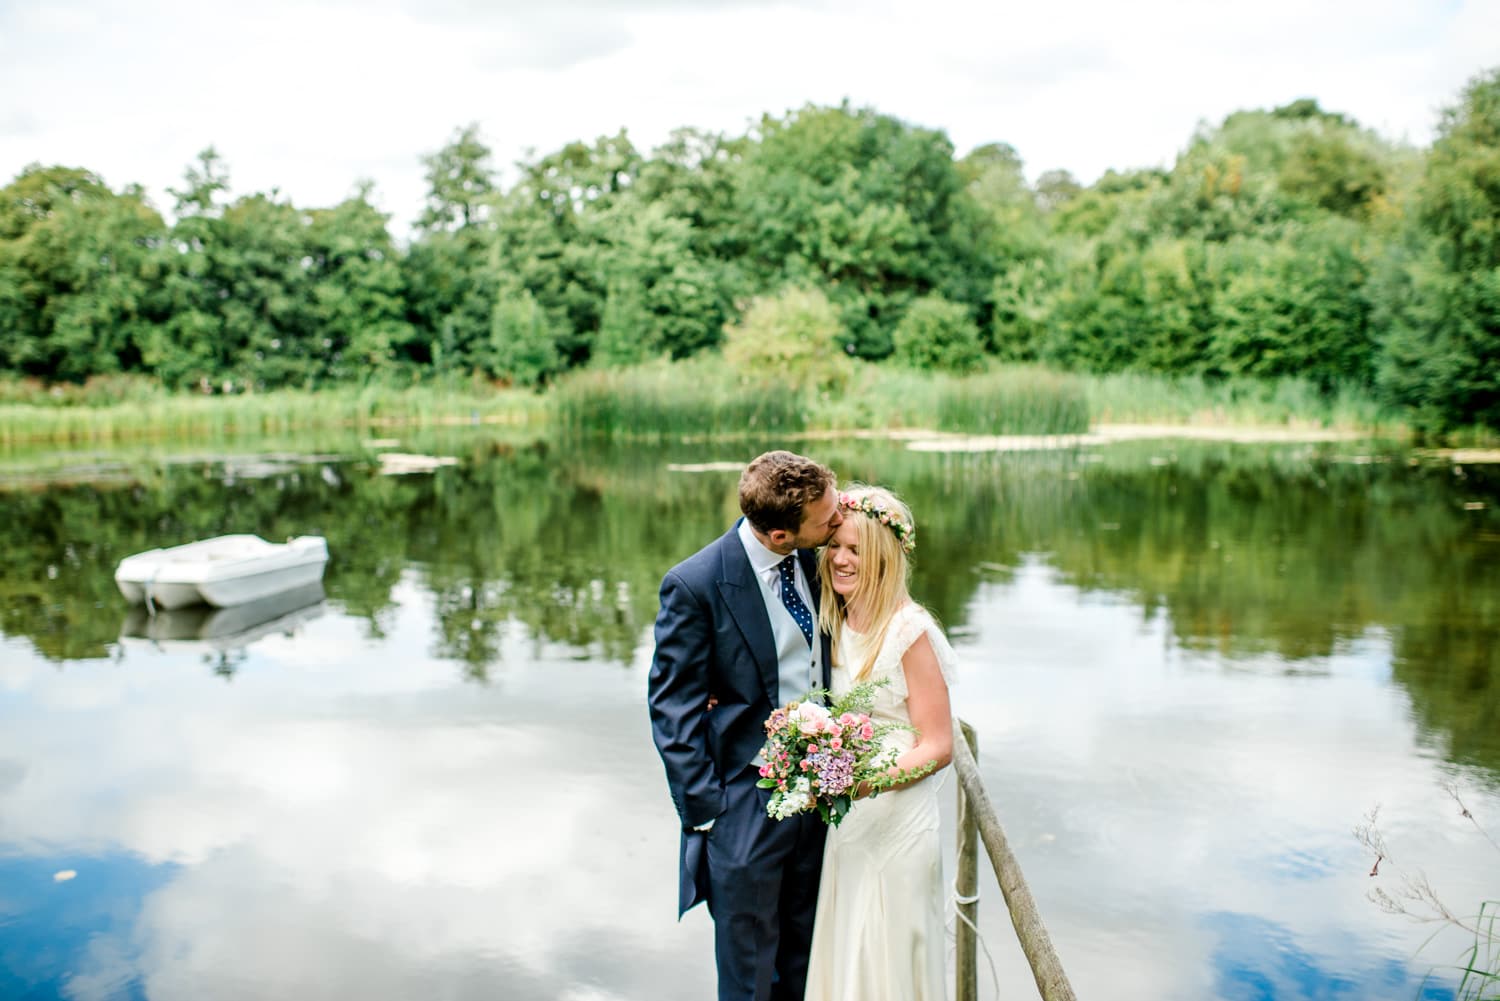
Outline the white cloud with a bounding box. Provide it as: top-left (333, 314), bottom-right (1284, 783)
top-left (0, 0), bottom-right (1490, 234)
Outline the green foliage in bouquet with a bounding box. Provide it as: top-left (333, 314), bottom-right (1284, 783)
top-left (757, 678), bottom-right (939, 827)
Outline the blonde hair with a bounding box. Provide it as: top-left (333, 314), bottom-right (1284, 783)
top-left (817, 484), bottom-right (917, 681)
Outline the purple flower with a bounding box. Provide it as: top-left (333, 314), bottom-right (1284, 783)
top-left (807, 747), bottom-right (857, 797)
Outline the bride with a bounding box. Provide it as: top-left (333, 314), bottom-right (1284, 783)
top-left (804, 485), bottom-right (957, 1001)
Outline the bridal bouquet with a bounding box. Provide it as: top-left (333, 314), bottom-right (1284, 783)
top-left (757, 680), bottom-right (936, 827)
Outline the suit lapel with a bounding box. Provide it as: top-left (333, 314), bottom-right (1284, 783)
top-left (716, 524), bottom-right (780, 705)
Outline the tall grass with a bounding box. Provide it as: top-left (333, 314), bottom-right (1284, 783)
top-left (810, 364), bottom-right (1090, 435)
top-left (550, 359), bottom-right (808, 439)
top-left (932, 368), bottom-right (1091, 434)
top-left (551, 360), bottom-right (1091, 438)
top-left (0, 378), bottom-right (546, 447)
top-left (1082, 371), bottom-right (1405, 431)
top-left (1, 362), bottom-right (1419, 448)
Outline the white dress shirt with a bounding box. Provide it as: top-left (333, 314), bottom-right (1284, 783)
top-left (737, 518), bottom-right (823, 709)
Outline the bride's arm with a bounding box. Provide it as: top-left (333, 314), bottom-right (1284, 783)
top-left (859, 633), bottom-right (953, 795)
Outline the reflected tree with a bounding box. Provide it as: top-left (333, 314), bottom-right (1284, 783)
top-left (1, 438), bottom-right (1495, 781)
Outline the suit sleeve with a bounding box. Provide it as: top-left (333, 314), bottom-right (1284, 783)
top-left (648, 568), bottom-right (726, 829)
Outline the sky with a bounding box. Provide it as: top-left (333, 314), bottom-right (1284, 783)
top-left (1, 0), bottom-right (1497, 236)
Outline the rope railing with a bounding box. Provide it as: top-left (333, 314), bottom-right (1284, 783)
top-left (952, 718), bottom-right (1078, 1001)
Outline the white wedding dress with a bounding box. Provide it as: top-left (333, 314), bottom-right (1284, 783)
top-left (804, 603), bottom-right (959, 1001)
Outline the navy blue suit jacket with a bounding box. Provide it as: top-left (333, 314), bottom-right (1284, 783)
top-left (648, 521), bottom-right (832, 913)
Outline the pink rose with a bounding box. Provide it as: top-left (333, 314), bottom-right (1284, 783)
top-left (795, 703), bottom-right (833, 736)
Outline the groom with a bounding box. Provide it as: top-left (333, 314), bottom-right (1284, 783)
top-left (648, 450), bottom-right (843, 1001)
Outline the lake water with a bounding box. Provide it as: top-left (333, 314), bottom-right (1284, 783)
top-left (1, 433), bottom-right (1497, 1001)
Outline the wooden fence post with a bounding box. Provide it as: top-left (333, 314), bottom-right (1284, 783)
top-left (955, 719), bottom-right (980, 1001)
top-left (952, 721), bottom-right (1078, 1001)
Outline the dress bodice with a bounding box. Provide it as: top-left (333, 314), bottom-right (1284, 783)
top-left (830, 603), bottom-right (958, 747)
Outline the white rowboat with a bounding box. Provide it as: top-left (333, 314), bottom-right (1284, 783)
top-left (115, 535), bottom-right (329, 610)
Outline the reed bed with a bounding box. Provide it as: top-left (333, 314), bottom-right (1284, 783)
top-left (2, 363), bottom-right (1418, 448)
top-left (930, 368), bottom-right (1091, 434)
top-left (0, 382), bottom-right (545, 446)
top-left (554, 360), bottom-right (1092, 439)
top-left (808, 364), bottom-right (1089, 435)
top-left (550, 360), bottom-right (808, 439)
top-left (1082, 371), bottom-right (1405, 431)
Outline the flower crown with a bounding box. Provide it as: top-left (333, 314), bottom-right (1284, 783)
top-left (839, 492), bottom-right (916, 553)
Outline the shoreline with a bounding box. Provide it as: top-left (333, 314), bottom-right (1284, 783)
top-left (901, 422), bottom-right (1381, 452)
top-left (6, 424), bottom-right (1494, 491)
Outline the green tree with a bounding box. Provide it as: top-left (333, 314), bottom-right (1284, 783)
top-left (722, 283), bottom-right (848, 389)
top-left (1034, 169), bottom-right (1083, 214)
top-left (989, 256), bottom-right (1058, 361)
top-left (185, 191), bottom-right (317, 388)
top-left (416, 124), bottom-right (495, 233)
top-left (958, 142), bottom-right (1046, 258)
top-left (167, 146), bottom-right (230, 217)
top-left (151, 148), bottom-right (239, 388)
top-left (303, 184), bottom-right (413, 381)
top-left (1051, 168), bottom-right (1165, 240)
top-left (486, 285), bottom-right (560, 387)
top-left (730, 103), bottom-right (995, 358)
top-left (1376, 67), bottom-right (1500, 429)
top-left (891, 295), bottom-right (984, 373)
top-left (1033, 237), bottom-right (1215, 374)
top-left (405, 126), bottom-right (501, 372)
top-left (632, 127), bottom-right (750, 263)
top-left (0, 165), bottom-right (168, 381)
top-left (1278, 129), bottom-right (1389, 218)
top-left (488, 131), bottom-right (645, 367)
top-left (593, 276), bottom-right (653, 366)
top-left (585, 200), bottom-right (727, 362)
top-left (1212, 221), bottom-right (1374, 385)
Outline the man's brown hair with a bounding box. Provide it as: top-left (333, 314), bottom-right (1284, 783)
top-left (739, 450), bottom-right (836, 534)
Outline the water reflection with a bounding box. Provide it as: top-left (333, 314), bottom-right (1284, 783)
top-left (119, 583), bottom-right (326, 649)
top-left (1206, 913), bottom-right (1456, 1001)
top-left (0, 435), bottom-right (1497, 999)
top-left (0, 852), bottom-right (175, 1001)
top-left (1, 589), bottom-right (711, 1001)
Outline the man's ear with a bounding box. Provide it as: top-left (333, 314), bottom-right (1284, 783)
top-left (767, 529), bottom-right (793, 550)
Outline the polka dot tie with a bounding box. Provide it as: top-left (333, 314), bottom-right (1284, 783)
top-left (778, 555), bottom-right (814, 647)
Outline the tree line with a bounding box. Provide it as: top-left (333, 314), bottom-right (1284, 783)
top-left (1, 67), bottom-right (1497, 430)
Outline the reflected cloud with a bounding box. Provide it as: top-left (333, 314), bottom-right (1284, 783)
top-left (1206, 912), bottom-right (1456, 1001)
top-left (953, 563), bottom-right (1499, 999)
top-left (0, 625), bottom-right (714, 998)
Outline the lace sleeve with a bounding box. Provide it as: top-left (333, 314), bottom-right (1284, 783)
top-left (879, 604), bottom-right (960, 699)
